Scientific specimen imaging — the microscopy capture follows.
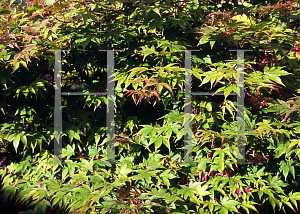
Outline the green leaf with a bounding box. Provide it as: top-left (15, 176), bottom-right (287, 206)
top-left (13, 134), bottom-right (21, 153)
top-left (162, 137), bottom-right (170, 152)
top-left (210, 41), bottom-right (216, 50)
top-left (203, 55), bottom-right (212, 64)
top-left (153, 8), bottom-right (161, 17)
top-left (20, 133), bottom-right (27, 147)
top-left (196, 184), bottom-right (211, 199)
top-left (221, 198), bottom-right (240, 213)
top-left (139, 126), bottom-right (154, 141)
top-left (192, 0), bottom-right (199, 9)
top-left (198, 35), bottom-right (210, 45)
top-left (155, 136), bottom-right (163, 152)
top-left (282, 200), bottom-right (296, 213)
top-left (19, 61), bottom-right (28, 70)
top-left (9, 0), bottom-right (15, 6)
top-left (264, 66), bottom-right (290, 86)
top-left (290, 165), bottom-right (295, 179)
top-left (62, 167), bottom-right (68, 182)
top-left (241, 202), bottom-right (260, 214)
top-left (0, 76), bottom-right (7, 89)
top-left (62, 144), bottom-right (75, 159)
top-left (160, 169), bottom-right (177, 189)
top-left (178, 186), bottom-right (194, 200)
top-left (165, 195), bottom-right (184, 204)
top-left (279, 162), bottom-right (289, 181)
top-left (12, 62), bottom-right (20, 72)
top-left (140, 46), bottom-right (157, 61)
top-left (95, 134), bottom-right (100, 147)
top-left (68, 164), bottom-right (75, 176)
top-left (192, 69), bottom-right (203, 81)
top-left (175, 128), bottom-right (184, 142)
top-left (160, 83), bottom-right (174, 96)
top-left (73, 131), bottom-right (81, 142)
top-left (290, 192), bottom-right (300, 201)
top-left (118, 163), bottom-right (132, 181)
top-left (220, 207), bottom-right (229, 214)
top-left (268, 196), bottom-right (277, 213)
top-left (68, 130), bottom-right (75, 143)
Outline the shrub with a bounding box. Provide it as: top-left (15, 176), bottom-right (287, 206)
top-left (1, 0), bottom-right (300, 213)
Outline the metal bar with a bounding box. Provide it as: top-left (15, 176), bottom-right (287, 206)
top-left (61, 92), bottom-right (107, 95)
top-left (192, 92), bottom-right (237, 96)
top-left (230, 49), bottom-right (253, 165)
top-left (49, 49), bottom-right (70, 164)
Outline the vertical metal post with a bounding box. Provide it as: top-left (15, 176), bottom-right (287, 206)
top-left (184, 50), bottom-right (194, 163)
top-left (50, 50), bottom-right (69, 164)
top-left (230, 49), bottom-right (253, 164)
top-left (48, 49), bottom-right (122, 165)
top-left (176, 50), bottom-right (200, 164)
top-left (106, 50), bottom-right (116, 164)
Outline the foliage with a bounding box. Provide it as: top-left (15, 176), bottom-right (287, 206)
top-left (1, 0), bottom-right (300, 213)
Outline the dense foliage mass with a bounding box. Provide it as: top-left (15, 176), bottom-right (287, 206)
top-left (1, 0), bottom-right (300, 213)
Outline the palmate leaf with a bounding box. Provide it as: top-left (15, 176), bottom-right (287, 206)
top-left (127, 67), bottom-right (150, 79)
top-left (61, 144), bottom-right (75, 159)
top-left (199, 71), bottom-right (218, 88)
top-left (196, 184), bottom-right (211, 200)
top-left (290, 192), bottom-right (300, 210)
top-left (240, 201), bottom-right (260, 214)
top-left (263, 66), bottom-right (290, 86)
top-left (279, 97), bottom-right (300, 120)
top-left (138, 125), bottom-right (155, 142)
top-left (117, 163), bottom-right (132, 181)
top-left (245, 70), bottom-right (277, 91)
top-left (215, 84), bottom-right (237, 100)
top-left (219, 100), bottom-right (237, 118)
top-left (220, 197), bottom-right (240, 213)
top-left (198, 66), bottom-right (228, 89)
top-left (177, 185), bottom-right (195, 200)
top-left (160, 169), bottom-right (178, 189)
top-left (255, 119), bottom-right (282, 140)
top-left (140, 45), bottom-right (158, 61)
top-left (165, 195), bottom-right (184, 205)
top-left (135, 169), bottom-right (152, 186)
top-left (287, 139), bottom-right (300, 157)
top-left (278, 161), bottom-right (295, 181)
